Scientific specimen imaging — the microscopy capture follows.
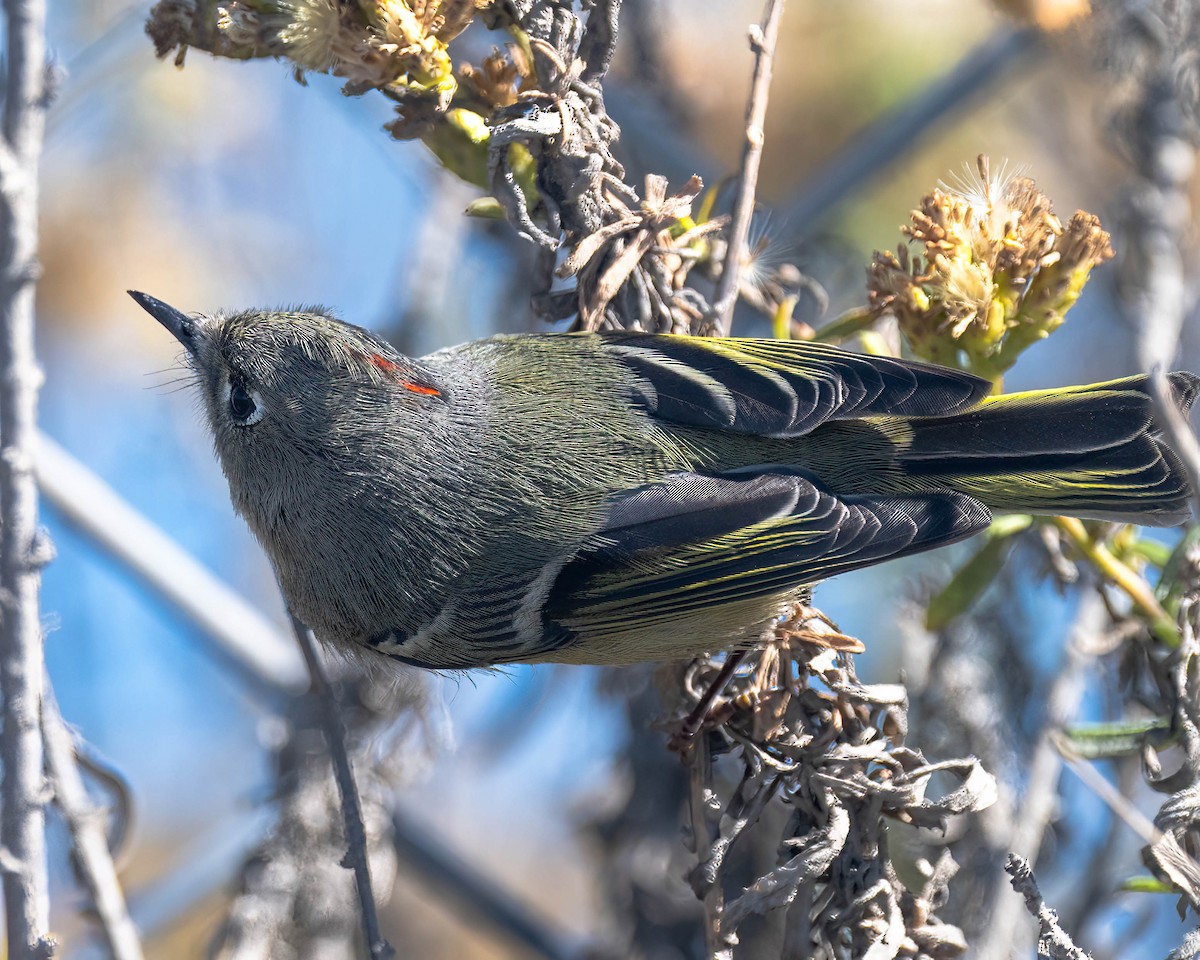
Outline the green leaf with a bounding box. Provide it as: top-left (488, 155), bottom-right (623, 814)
top-left (465, 197), bottom-right (506, 219)
top-left (812, 307), bottom-right (877, 344)
top-left (1062, 716), bottom-right (1173, 759)
top-left (1121, 875), bottom-right (1175, 894)
top-left (1156, 525), bottom-right (1200, 606)
top-left (925, 520), bottom-right (1030, 631)
top-left (1125, 538), bottom-right (1171, 569)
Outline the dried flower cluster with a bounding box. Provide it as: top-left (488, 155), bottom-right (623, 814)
top-left (145, 0), bottom-right (719, 333)
top-left (678, 608), bottom-right (997, 956)
top-left (400, 46), bottom-right (533, 179)
top-left (557, 174), bottom-right (723, 332)
top-left (867, 157), bottom-right (1113, 382)
top-left (458, 46), bottom-right (528, 112)
top-left (147, 0), bottom-right (493, 136)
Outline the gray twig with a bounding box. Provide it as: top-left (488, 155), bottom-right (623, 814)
top-left (1169, 927), bottom-right (1200, 960)
top-left (0, 0), bottom-right (52, 955)
top-left (1150, 370), bottom-right (1200, 522)
top-left (41, 681), bottom-right (144, 960)
top-left (685, 738), bottom-right (730, 960)
top-left (288, 613), bottom-right (394, 960)
top-left (1058, 743), bottom-right (1164, 847)
top-left (1004, 855), bottom-right (1091, 960)
top-left (709, 0), bottom-right (785, 335)
top-left (577, 0), bottom-right (619, 85)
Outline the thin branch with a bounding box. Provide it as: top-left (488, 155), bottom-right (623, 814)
top-left (288, 613), bottom-right (394, 960)
top-left (36, 432), bottom-right (306, 697)
top-left (710, 0), bottom-right (785, 335)
top-left (1004, 855), bottom-right (1091, 960)
top-left (0, 0), bottom-right (52, 955)
top-left (1054, 516), bottom-right (1176, 639)
top-left (41, 681), bottom-right (144, 960)
top-left (1057, 744), bottom-right (1164, 848)
top-left (1149, 369), bottom-right (1200, 522)
top-left (685, 738), bottom-right (730, 960)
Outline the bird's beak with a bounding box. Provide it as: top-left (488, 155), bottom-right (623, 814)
top-left (128, 290), bottom-right (205, 356)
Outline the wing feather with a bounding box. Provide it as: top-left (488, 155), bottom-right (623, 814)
top-left (599, 333), bottom-right (990, 437)
top-left (545, 471), bottom-right (991, 638)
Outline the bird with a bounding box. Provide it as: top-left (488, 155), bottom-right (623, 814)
top-left (130, 290), bottom-right (1198, 670)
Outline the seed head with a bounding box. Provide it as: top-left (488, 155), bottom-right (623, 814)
top-left (868, 156), bottom-right (1113, 381)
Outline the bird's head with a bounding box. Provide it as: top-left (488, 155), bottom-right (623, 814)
top-left (129, 291), bottom-right (446, 519)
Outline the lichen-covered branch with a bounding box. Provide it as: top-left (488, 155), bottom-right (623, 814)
top-left (1004, 855), bottom-right (1091, 960)
top-left (212, 659), bottom-right (442, 960)
top-left (0, 0), bottom-right (53, 956)
top-left (288, 614), bottom-right (394, 960)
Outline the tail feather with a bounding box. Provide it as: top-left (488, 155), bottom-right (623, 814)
top-left (896, 373), bottom-right (1199, 526)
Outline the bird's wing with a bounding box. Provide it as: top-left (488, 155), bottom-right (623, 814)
top-left (544, 471), bottom-right (991, 639)
top-left (596, 333), bottom-right (990, 438)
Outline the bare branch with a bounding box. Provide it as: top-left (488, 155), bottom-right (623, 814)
top-left (709, 0), bottom-right (786, 335)
top-left (0, 0), bottom-right (53, 955)
top-left (1149, 369), bottom-right (1200, 522)
top-left (1004, 855), bottom-right (1091, 960)
top-left (289, 614), bottom-right (394, 960)
top-left (685, 737), bottom-right (731, 960)
top-left (41, 682), bottom-right (144, 960)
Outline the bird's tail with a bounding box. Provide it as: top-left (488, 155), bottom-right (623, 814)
top-left (893, 372), bottom-right (1200, 526)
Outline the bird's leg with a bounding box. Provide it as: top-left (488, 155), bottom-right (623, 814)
top-left (670, 649), bottom-right (750, 751)
top-left (670, 605), bottom-right (862, 751)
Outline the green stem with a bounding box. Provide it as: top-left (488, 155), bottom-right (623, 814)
top-left (1054, 517), bottom-right (1178, 645)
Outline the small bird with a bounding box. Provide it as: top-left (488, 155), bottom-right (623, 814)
top-left (131, 291), bottom-right (1198, 670)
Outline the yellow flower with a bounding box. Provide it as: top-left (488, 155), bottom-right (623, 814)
top-left (268, 0), bottom-right (461, 99)
top-left (867, 156), bottom-right (1113, 382)
top-left (277, 0), bottom-right (341, 70)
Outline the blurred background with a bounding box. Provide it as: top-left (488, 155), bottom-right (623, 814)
top-left (34, 0), bottom-right (1200, 956)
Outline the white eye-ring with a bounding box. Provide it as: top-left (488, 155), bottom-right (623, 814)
top-left (223, 379), bottom-right (266, 427)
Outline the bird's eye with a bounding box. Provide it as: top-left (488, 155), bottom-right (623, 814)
top-left (225, 380), bottom-right (265, 426)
